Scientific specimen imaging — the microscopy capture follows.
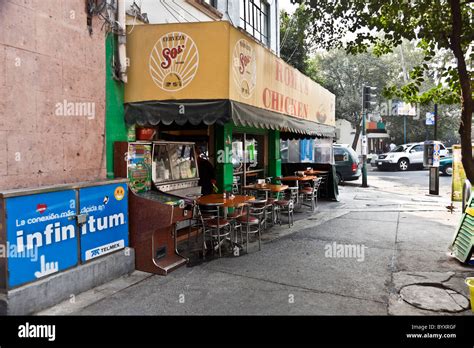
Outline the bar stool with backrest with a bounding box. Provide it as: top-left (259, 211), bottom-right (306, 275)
top-left (275, 187), bottom-right (298, 228)
top-left (237, 199), bottom-right (266, 252)
top-left (197, 202), bottom-right (231, 258)
top-left (257, 188), bottom-right (274, 230)
top-left (227, 202), bottom-right (246, 246)
top-left (299, 177), bottom-right (322, 212)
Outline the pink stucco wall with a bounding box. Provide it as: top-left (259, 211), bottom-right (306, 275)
top-left (0, 0), bottom-right (106, 190)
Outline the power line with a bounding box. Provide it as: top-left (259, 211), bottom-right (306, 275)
top-left (280, 11), bottom-right (297, 51)
top-left (171, 0), bottom-right (200, 21)
top-left (159, 0), bottom-right (182, 22)
top-left (286, 44), bottom-right (299, 63)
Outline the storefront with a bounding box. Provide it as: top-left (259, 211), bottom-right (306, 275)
top-left (123, 21), bottom-right (336, 196)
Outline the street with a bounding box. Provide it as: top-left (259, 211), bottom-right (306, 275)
top-left (368, 166), bottom-right (452, 188)
top-left (39, 169), bottom-right (473, 316)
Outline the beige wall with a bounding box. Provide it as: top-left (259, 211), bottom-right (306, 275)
top-left (0, 0), bottom-right (106, 190)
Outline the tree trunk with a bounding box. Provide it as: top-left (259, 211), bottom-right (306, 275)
top-left (449, 0), bottom-right (474, 184)
top-left (352, 113), bottom-right (362, 151)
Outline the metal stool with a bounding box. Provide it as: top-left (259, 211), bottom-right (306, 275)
top-left (197, 203), bottom-right (231, 258)
top-left (237, 200), bottom-right (266, 252)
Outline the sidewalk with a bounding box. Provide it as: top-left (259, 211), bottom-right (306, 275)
top-left (37, 173), bottom-right (473, 316)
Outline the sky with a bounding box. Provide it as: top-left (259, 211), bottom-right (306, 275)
top-left (279, 0), bottom-right (298, 14)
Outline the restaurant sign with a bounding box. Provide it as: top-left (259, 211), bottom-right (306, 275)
top-left (125, 21), bottom-right (335, 127)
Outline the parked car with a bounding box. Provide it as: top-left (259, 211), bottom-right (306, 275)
top-left (333, 144), bottom-right (361, 183)
top-left (439, 156), bottom-right (453, 176)
top-left (376, 142), bottom-right (448, 171)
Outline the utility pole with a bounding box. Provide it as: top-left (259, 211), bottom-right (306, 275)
top-left (361, 85), bottom-right (377, 188)
top-left (403, 115), bottom-right (407, 144)
top-left (361, 108), bottom-right (368, 187)
top-left (434, 103), bottom-right (438, 140)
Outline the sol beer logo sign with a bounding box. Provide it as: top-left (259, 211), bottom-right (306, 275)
top-left (149, 31), bottom-right (199, 92)
top-left (232, 39), bottom-right (256, 99)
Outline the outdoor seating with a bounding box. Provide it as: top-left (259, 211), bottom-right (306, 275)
top-left (237, 199), bottom-right (266, 252)
top-left (227, 203), bottom-right (246, 247)
top-left (275, 186), bottom-right (298, 228)
top-left (299, 177), bottom-right (322, 212)
top-left (197, 202), bottom-right (231, 258)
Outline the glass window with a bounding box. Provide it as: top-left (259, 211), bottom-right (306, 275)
top-left (203, 0), bottom-right (217, 8)
top-left (281, 139), bottom-right (289, 163)
top-left (232, 133), bottom-right (264, 185)
top-left (239, 0), bottom-right (269, 46)
top-left (314, 138), bottom-right (334, 164)
top-left (281, 138), bottom-right (334, 164)
top-left (334, 148), bottom-right (345, 162)
top-left (152, 143), bottom-right (198, 182)
top-left (152, 144), bottom-right (171, 182)
top-left (412, 145), bottom-right (424, 152)
top-left (168, 143), bottom-right (198, 180)
top-left (390, 145), bottom-right (406, 152)
top-left (287, 139), bottom-right (300, 163)
top-left (300, 139), bottom-right (314, 162)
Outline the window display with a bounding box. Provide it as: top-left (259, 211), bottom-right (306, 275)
top-left (152, 143), bottom-right (198, 182)
top-left (281, 137), bottom-right (334, 164)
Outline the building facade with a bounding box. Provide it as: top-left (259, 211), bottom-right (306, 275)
top-left (121, 4), bottom-right (336, 193)
top-left (125, 0), bottom-right (280, 55)
top-left (0, 1), bottom-right (107, 190)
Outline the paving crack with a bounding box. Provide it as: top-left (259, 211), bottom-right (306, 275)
top-left (207, 267), bottom-right (386, 306)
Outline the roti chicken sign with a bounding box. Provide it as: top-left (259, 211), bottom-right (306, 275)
top-left (262, 60), bottom-right (310, 119)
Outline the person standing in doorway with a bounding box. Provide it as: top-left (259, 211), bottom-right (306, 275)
top-left (196, 147), bottom-right (216, 195)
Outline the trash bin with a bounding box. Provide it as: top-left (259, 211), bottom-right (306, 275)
top-left (466, 278), bottom-right (474, 312)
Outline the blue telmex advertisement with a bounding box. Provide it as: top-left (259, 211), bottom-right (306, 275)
top-left (4, 182), bottom-right (129, 288)
top-left (5, 190), bottom-right (79, 288)
top-left (79, 183), bottom-right (129, 262)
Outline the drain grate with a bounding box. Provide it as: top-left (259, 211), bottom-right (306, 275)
top-left (400, 283), bottom-right (470, 313)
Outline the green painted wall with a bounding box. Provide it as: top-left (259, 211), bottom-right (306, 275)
top-left (268, 130), bottom-right (281, 181)
top-left (105, 33), bottom-right (127, 178)
top-left (214, 123), bottom-right (234, 193)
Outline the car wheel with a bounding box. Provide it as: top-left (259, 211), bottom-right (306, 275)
top-left (398, 158), bottom-right (409, 171)
top-left (336, 172), bottom-right (343, 185)
top-left (443, 165), bottom-right (453, 176)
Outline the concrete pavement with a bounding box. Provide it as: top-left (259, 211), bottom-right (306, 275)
top-left (37, 170), bottom-right (474, 316)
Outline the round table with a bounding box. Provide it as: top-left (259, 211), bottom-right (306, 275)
top-left (277, 175), bottom-right (317, 182)
top-left (196, 194), bottom-right (255, 248)
top-left (196, 194), bottom-right (255, 208)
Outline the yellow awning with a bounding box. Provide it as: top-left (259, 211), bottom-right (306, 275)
top-left (125, 21), bottom-right (335, 134)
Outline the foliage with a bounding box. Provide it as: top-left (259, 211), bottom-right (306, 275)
top-left (279, 4), bottom-right (315, 75)
top-left (384, 104), bottom-right (461, 146)
top-left (293, 0), bottom-right (474, 180)
top-left (311, 43), bottom-right (461, 145)
top-left (310, 49), bottom-right (395, 125)
top-left (291, 0), bottom-right (472, 103)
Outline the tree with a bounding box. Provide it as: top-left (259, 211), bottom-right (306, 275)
top-left (279, 5), bottom-right (314, 75)
top-left (294, 0), bottom-right (474, 183)
top-left (310, 49), bottom-right (397, 149)
top-left (384, 104), bottom-right (461, 145)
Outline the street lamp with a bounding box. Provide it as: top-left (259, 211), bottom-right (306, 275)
top-left (361, 86), bottom-right (377, 188)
